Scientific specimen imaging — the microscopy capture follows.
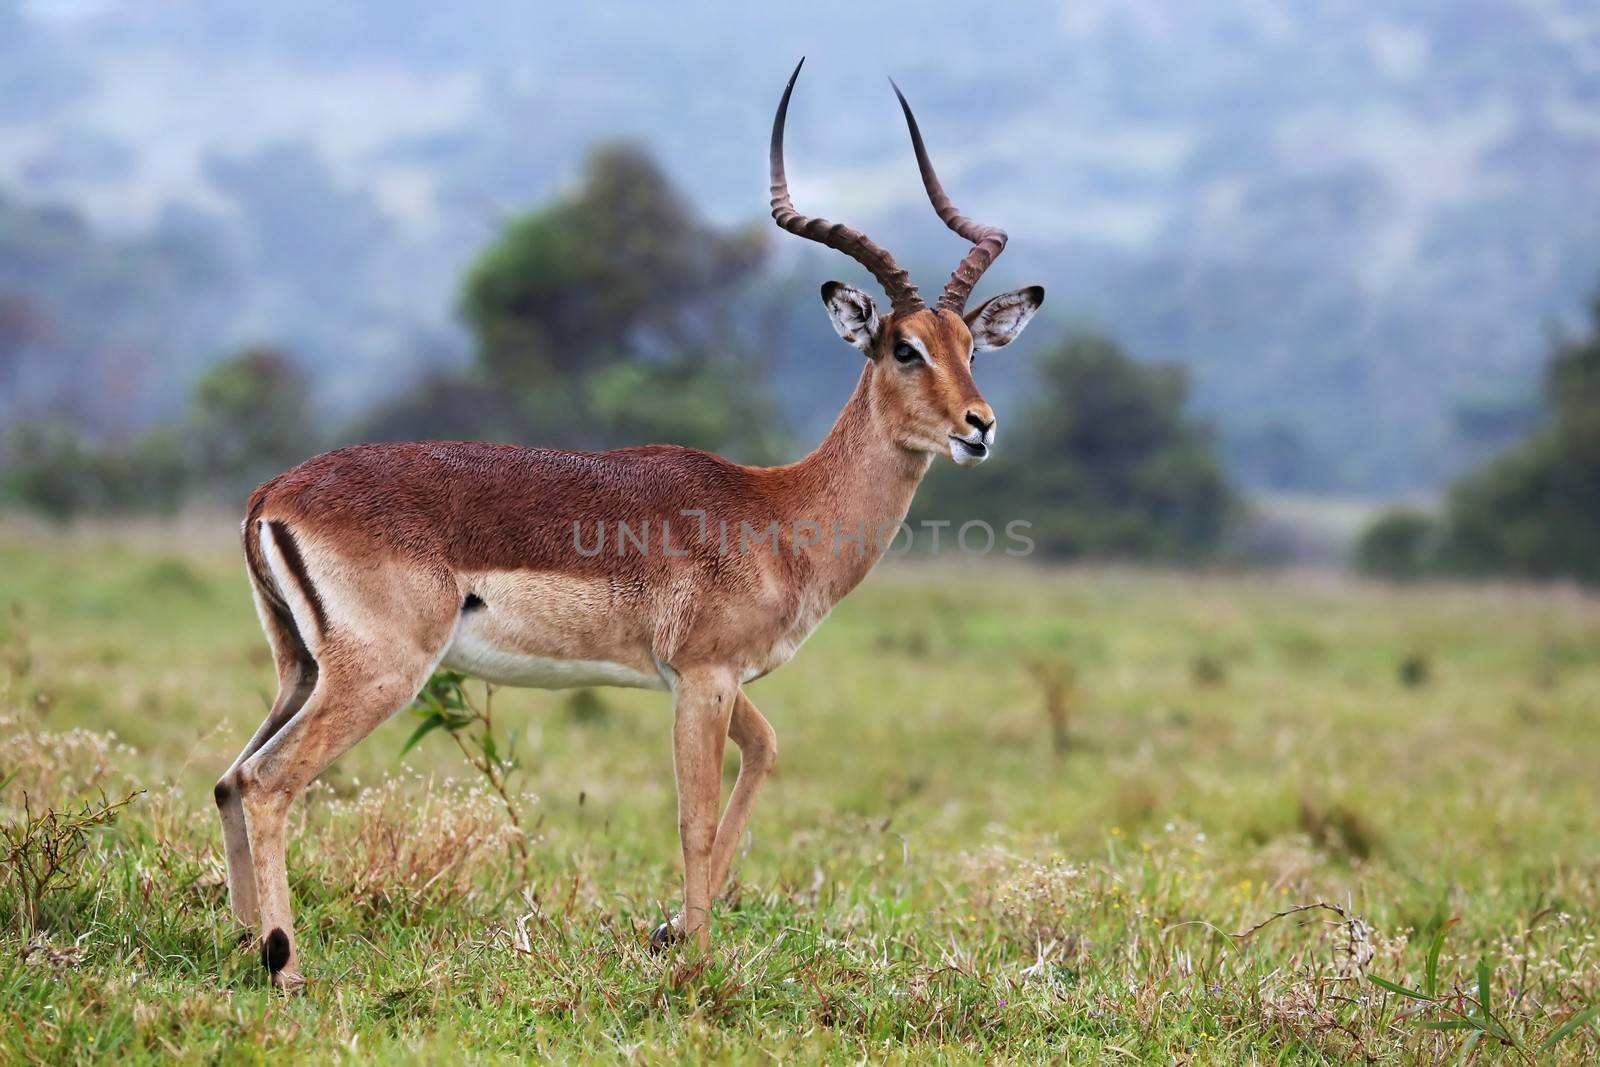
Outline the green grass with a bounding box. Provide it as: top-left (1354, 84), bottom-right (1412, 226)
top-left (2, 519), bottom-right (1599, 1063)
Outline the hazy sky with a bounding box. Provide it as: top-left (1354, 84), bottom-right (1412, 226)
top-left (16, 0), bottom-right (1594, 253)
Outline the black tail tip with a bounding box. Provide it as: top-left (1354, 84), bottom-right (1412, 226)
top-left (262, 928), bottom-right (291, 974)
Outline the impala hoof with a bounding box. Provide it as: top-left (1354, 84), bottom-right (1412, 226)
top-left (648, 921), bottom-right (684, 953)
top-left (271, 967), bottom-right (307, 993)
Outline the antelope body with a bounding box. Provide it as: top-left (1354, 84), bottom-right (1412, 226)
top-left (215, 59), bottom-right (1043, 987)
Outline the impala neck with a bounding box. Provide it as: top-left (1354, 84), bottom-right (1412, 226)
top-left (776, 363), bottom-right (933, 599)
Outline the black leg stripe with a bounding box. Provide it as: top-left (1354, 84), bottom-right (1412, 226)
top-left (266, 520), bottom-right (329, 638)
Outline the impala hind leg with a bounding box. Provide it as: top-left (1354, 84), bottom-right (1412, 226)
top-left (229, 517), bottom-right (458, 986)
top-left (237, 645), bottom-right (442, 987)
top-left (215, 607), bottom-right (316, 931)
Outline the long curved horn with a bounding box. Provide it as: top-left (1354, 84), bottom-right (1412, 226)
top-left (890, 79), bottom-right (1007, 313)
top-left (771, 59), bottom-right (924, 316)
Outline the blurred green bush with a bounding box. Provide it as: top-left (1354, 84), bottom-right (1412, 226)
top-left (914, 333), bottom-right (1236, 561)
top-left (1358, 289), bottom-right (1600, 585)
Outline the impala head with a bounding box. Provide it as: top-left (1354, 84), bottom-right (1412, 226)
top-left (771, 58), bottom-right (1045, 466)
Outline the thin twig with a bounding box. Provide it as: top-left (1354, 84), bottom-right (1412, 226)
top-left (1233, 902), bottom-right (1349, 940)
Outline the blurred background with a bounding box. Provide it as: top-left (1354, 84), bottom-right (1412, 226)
top-left (3, 9), bottom-right (1600, 1057)
top-left (1, 0), bottom-right (1597, 580)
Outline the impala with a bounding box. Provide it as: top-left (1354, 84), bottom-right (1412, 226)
top-left (215, 59), bottom-right (1044, 987)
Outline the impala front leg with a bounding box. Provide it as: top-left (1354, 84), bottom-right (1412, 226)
top-left (662, 666), bottom-right (738, 951)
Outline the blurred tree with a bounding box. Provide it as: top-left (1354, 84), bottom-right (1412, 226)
top-left (1437, 291), bottom-right (1600, 583)
top-left (1, 346), bottom-right (314, 517)
top-left (188, 347), bottom-right (318, 496)
top-left (583, 351), bottom-right (785, 458)
top-left (447, 143), bottom-right (778, 457)
top-left (462, 144), bottom-right (763, 383)
top-left (0, 421), bottom-right (101, 518)
top-left (1354, 510), bottom-right (1438, 581)
top-left (353, 373), bottom-right (534, 448)
top-left (1357, 287), bottom-right (1600, 585)
top-left (1449, 387), bottom-right (1542, 454)
top-left (0, 142), bottom-right (788, 518)
top-left (0, 421), bottom-right (187, 518)
top-left (915, 333), bottom-right (1235, 560)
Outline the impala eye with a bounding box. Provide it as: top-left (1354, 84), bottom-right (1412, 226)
top-left (892, 340), bottom-right (921, 365)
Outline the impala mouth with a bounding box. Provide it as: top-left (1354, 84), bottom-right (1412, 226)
top-left (949, 434), bottom-right (989, 466)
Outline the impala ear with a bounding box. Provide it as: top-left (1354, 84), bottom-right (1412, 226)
top-left (965, 285), bottom-right (1045, 351)
top-left (820, 281), bottom-right (882, 354)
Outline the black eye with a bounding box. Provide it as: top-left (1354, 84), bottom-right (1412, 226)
top-left (892, 340), bottom-right (921, 365)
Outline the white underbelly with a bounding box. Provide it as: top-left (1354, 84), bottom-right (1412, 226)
top-left (440, 629), bottom-right (666, 691)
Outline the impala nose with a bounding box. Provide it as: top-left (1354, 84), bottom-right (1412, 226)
top-left (966, 411), bottom-right (994, 437)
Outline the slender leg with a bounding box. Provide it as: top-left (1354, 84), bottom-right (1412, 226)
top-left (707, 690), bottom-right (778, 898)
top-left (238, 651), bottom-right (437, 987)
top-left (215, 607), bottom-right (316, 930)
top-left (667, 667), bottom-right (738, 951)
top-left (215, 665), bottom-right (314, 929)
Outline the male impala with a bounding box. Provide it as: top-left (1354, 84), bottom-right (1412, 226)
top-left (214, 59), bottom-right (1043, 987)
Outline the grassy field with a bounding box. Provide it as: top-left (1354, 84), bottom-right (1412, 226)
top-left (2, 518), bottom-right (1598, 1063)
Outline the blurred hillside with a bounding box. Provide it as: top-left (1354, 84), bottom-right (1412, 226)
top-left (1, 1), bottom-right (1598, 493)
top-left (1, 146), bottom-right (1239, 568)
